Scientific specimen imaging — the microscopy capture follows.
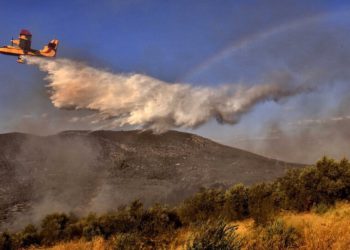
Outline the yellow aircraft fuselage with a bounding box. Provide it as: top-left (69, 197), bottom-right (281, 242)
top-left (0, 45), bottom-right (56, 57)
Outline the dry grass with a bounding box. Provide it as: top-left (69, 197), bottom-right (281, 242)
top-left (28, 237), bottom-right (112, 250)
top-left (235, 202), bottom-right (350, 250)
top-left (283, 202), bottom-right (350, 250)
top-left (168, 228), bottom-right (192, 250)
top-left (28, 230), bottom-right (190, 250)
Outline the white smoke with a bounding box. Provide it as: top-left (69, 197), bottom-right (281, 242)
top-left (27, 57), bottom-right (304, 132)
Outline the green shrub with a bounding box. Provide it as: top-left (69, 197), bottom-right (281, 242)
top-left (63, 222), bottom-right (83, 240)
top-left (139, 204), bottom-right (182, 237)
top-left (99, 212), bottom-right (127, 239)
top-left (17, 224), bottom-right (42, 248)
top-left (113, 233), bottom-right (143, 250)
top-left (40, 213), bottom-right (75, 245)
top-left (187, 221), bottom-right (242, 250)
top-left (224, 184), bottom-right (249, 221)
top-left (128, 200), bottom-right (144, 225)
top-left (179, 188), bottom-right (225, 225)
top-left (312, 202), bottom-right (331, 215)
top-left (0, 232), bottom-right (14, 250)
top-left (276, 157), bottom-right (350, 212)
top-left (82, 213), bottom-right (102, 240)
top-left (135, 204), bottom-right (179, 237)
top-left (261, 219), bottom-right (301, 250)
top-left (248, 183), bottom-right (279, 225)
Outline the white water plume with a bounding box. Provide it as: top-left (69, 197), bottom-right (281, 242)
top-left (27, 57), bottom-right (304, 132)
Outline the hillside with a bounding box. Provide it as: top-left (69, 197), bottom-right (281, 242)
top-left (2, 156), bottom-right (350, 249)
top-left (0, 130), bottom-right (299, 229)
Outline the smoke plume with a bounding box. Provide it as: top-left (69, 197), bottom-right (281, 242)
top-left (27, 57), bottom-right (305, 133)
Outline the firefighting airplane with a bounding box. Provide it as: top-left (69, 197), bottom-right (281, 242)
top-left (0, 29), bottom-right (59, 63)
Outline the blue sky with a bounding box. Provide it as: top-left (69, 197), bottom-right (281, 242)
top-left (1, 0), bottom-right (350, 162)
top-left (0, 0), bottom-right (345, 80)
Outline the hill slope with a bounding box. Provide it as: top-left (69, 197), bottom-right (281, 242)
top-left (0, 130), bottom-right (300, 229)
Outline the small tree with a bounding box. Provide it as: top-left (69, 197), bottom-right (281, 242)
top-left (179, 188), bottom-right (225, 225)
top-left (82, 213), bottom-right (102, 240)
top-left (113, 233), bottom-right (143, 250)
top-left (248, 183), bottom-right (278, 225)
top-left (128, 200), bottom-right (144, 228)
top-left (40, 213), bottom-right (73, 245)
top-left (0, 232), bottom-right (13, 250)
top-left (18, 224), bottom-right (41, 248)
top-left (224, 183), bottom-right (249, 221)
top-left (138, 204), bottom-right (181, 237)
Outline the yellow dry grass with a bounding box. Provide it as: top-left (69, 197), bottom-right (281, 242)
top-left (28, 237), bottom-right (112, 250)
top-left (235, 202), bottom-right (350, 250)
top-left (283, 202), bottom-right (350, 250)
top-left (168, 228), bottom-right (192, 250)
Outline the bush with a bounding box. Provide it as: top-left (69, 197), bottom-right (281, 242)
top-left (113, 233), bottom-right (143, 250)
top-left (138, 204), bottom-right (182, 237)
top-left (63, 222), bottom-right (83, 240)
top-left (128, 200), bottom-right (144, 225)
top-left (188, 221), bottom-right (242, 250)
top-left (262, 219), bottom-right (301, 250)
top-left (311, 202), bottom-right (331, 215)
top-left (278, 157), bottom-right (350, 212)
top-left (40, 213), bottom-right (76, 245)
top-left (82, 213), bottom-right (102, 240)
top-left (0, 232), bottom-right (14, 250)
top-left (17, 224), bottom-right (42, 248)
top-left (248, 183), bottom-right (279, 225)
top-left (224, 184), bottom-right (249, 221)
top-left (98, 211), bottom-right (129, 238)
top-left (179, 188), bottom-right (225, 225)
top-left (315, 157), bottom-right (350, 203)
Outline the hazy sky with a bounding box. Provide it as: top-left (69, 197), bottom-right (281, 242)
top-left (1, 0), bottom-right (350, 162)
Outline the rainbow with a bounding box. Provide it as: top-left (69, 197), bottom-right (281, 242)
top-left (180, 10), bottom-right (349, 82)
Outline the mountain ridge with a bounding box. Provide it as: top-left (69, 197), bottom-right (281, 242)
top-left (0, 130), bottom-right (302, 229)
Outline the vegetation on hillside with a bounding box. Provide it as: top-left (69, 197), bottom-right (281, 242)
top-left (1, 156), bottom-right (350, 249)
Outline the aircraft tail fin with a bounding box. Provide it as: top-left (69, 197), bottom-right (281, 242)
top-left (48, 39), bottom-right (59, 51)
top-left (40, 39), bottom-right (59, 57)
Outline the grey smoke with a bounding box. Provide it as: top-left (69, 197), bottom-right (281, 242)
top-left (5, 135), bottom-right (110, 229)
top-left (217, 16), bottom-right (350, 163)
